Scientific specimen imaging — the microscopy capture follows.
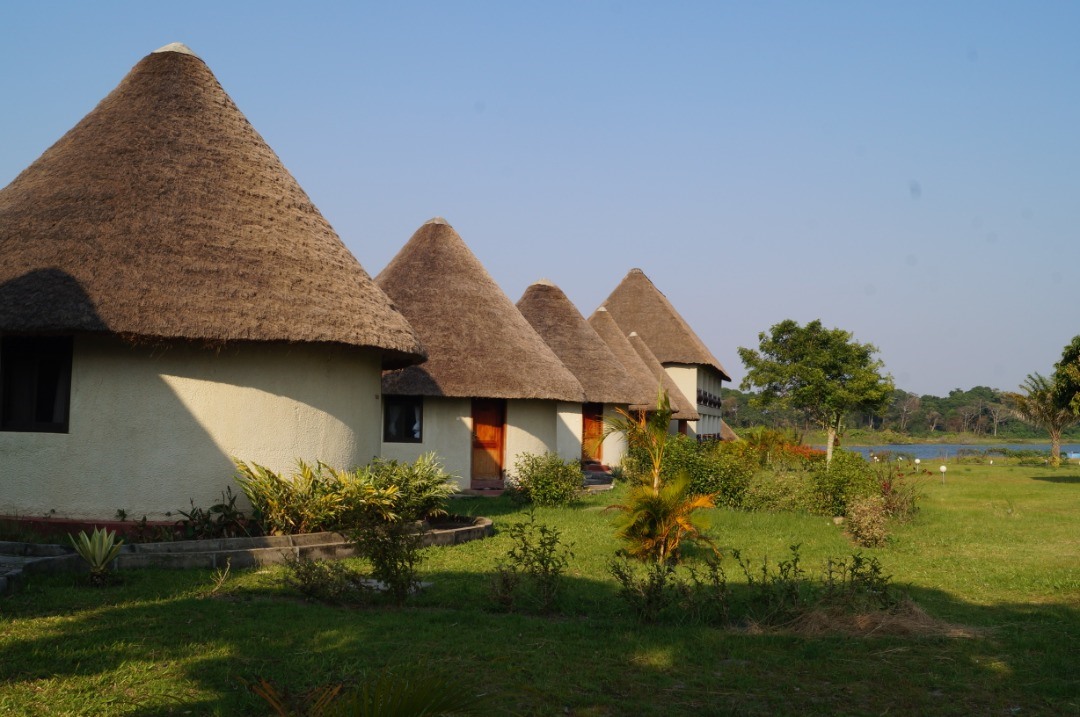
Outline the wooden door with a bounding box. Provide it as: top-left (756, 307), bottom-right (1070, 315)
top-left (471, 398), bottom-right (506, 489)
top-left (582, 402), bottom-right (605, 462)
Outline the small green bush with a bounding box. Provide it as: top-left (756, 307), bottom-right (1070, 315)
top-left (282, 557), bottom-right (370, 605)
top-left (492, 511), bottom-right (573, 613)
top-left (809, 450), bottom-right (876, 517)
top-left (508, 452), bottom-right (582, 507)
top-left (609, 557), bottom-right (679, 623)
top-left (625, 435), bottom-right (758, 507)
top-left (350, 516), bottom-right (426, 606)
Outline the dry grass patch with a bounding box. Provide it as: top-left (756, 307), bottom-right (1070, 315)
top-left (789, 599), bottom-right (983, 638)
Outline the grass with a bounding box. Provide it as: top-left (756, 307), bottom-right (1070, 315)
top-left (1, 464), bottom-right (1078, 715)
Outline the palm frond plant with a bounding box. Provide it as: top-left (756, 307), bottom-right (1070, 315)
top-left (69, 527), bottom-right (124, 585)
top-left (609, 472), bottom-right (719, 563)
top-left (604, 391), bottom-right (719, 563)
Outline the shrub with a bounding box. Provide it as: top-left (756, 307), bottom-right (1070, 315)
top-left (609, 557), bottom-right (679, 623)
top-left (609, 472), bottom-right (718, 564)
top-left (625, 435), bottom-right (758, 507)
top-left (282, 557), bottom-right (370, 605)
top-left (234, 459), bottom-right (398, 535)
top-left (359, 453), bottom-right (458, 522)
top-left (845, 495), bottom-right (889, 547)
top-left (350, 516), bottom-right (426, 606)
top-left (177, 487), bottom-right (250, 540)
top-left (491, 511), bottom-right (573, 613)
top-left (808, 450), bottom-right (876, 516)
top-left (742, 467), bottom-right (816, 513)
top-left (508, 452), bottom-right (582, 507)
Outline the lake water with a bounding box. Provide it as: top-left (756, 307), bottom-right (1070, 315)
top-left (814, 443), bottom-right (1080, 462)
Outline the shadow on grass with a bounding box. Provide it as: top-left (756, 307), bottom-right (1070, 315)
top-left (1, 566), bottom-right (1078, 716)
top-left (1030, 474), bottom-right (1080, 484)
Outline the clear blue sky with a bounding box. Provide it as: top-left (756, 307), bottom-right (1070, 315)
top-left (3, 2), bottom-right (1077, 396)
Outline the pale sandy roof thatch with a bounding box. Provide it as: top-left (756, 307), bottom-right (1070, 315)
top-left (377, 219), bottom-right (584, 401)
top-left (587, 306), bottom-right (672, 412)
top-left (0, 44), bottom-right (424, 368)
top-left (601, 268), bottom-right (731, 380)
top-left (628, 332), bottom-right (700, 421)
top-left (720, 420), bottom-right (739, 441)
top-left (516, 279), bottom-right (647, 405)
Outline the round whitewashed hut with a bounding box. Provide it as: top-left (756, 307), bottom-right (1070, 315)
top-left (517, 280), bottom-right (655, 467)
top-left (0, 44), bottom-right (425, 522)
top-left (600, 269), bottom-right (732, 439)
top-left (376, 219), bottom-right (584, 491)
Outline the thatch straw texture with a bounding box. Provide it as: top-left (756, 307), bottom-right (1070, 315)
top-left (628, 332), bottom-right (700, 420)
top-left (720, 420), bottom-right (739, 442)
top-left (601, 269), bottom-right (730, 380)
top-left (516, 280), bottom-right (647, 405)
top-left (587, 306), bottom-right (670, 411)
top-left (0, 45), bottom-right (424, 368)
top-left (377, 219), bottom-right (584, 401)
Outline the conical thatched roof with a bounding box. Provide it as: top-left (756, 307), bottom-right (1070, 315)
top-left (720, 420), bottom-right (739, 441)
top-left (377, 219), bottom-right (584, 401)
top-left (516, 280), bottom-right (647, 405)
top-left (628, 332), bottom-right (700, 421)
top-left (587, 306), bottom-right (670, 411)
top-left (0, 44), bottom-right (424, 368)
top-left (602, 268), bottom-right (730, 380)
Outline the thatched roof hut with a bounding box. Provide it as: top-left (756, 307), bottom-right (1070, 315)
top-left (628, 332), bottom-right (700, 421)
top-left (601, 268), bottom-right (730, 380)
top-left (587, 306), bottom-right (671, 412)
top-left (516, 280), bottom-right (648, 405)
top-left (0, 43), bottom-right (423, 368)
top-left (377, 219), bottom-right (584, 401)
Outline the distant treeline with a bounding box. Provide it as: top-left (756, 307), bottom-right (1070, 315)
top-left (721, 385), bottom-right (1080, 439)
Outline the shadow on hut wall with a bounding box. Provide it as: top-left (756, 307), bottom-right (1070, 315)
top-left (0, 269), bottom-right (235, 522)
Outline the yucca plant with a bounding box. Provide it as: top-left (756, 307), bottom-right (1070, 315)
top-left (69, 527), bottom-right (124, 585)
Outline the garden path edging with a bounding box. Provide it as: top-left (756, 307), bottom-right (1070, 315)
top-left (0, 517), bottom-right (493, 593)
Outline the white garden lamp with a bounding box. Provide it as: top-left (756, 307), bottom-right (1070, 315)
top-left (915, 458), bottom-right (921, 469)
top-left (939, 465), bottom-right (947, 484)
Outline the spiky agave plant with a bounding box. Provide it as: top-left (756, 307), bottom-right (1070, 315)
top-left (69, 527), bottom-right (124, 585)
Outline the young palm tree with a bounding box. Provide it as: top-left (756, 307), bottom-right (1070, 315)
top-left (605, 391), bottom-right (719, 563)
top-left (1006, 373), bottom-right (1078, 466)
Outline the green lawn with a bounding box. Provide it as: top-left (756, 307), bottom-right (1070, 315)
top-left (1, 464), bottom-right (1078, 716)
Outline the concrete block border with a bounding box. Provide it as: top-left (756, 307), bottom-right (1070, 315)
top-left (0, 517), bottom-right (493, 593)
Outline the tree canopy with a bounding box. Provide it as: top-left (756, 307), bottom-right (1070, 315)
top-left (737, 319), bottom-right (894, 463)
top-left (1054, 335), bottom-right (1080, 415)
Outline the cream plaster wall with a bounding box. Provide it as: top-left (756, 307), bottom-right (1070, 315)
top-left (380, 397), bottom-right (472, 489)
top-left (665, 363), bottom-right (700, 437)
top-left (505, 399), bottom-right (559, 477)
top-left (555, 402), bottom-right (583, 463)
top-left (0, 335), bottom-right (383, 520)
top-left (601, 404), bottom-right (629, 466)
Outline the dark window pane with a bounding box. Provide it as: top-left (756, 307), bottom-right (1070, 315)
top-left (1, 336), bottom-right (73, 433)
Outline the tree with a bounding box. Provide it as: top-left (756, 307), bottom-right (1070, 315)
top-left (737, 319), bottom-right (894, 465)
top-left (604, 392), bottom-right (718, 563)
top-left (1006, 373), bottom-right (1077, 466)
top-left (1055, 335), bottom-right (1080, 415)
